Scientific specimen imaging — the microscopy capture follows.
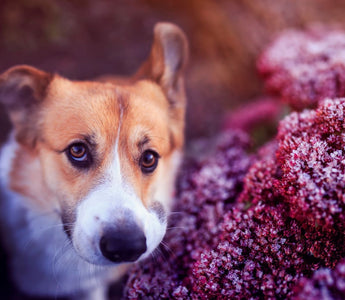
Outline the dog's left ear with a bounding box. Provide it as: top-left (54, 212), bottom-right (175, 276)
top-left (0, 65), bottom-right (53, 146)
top-left (136, 22), bottom-right (189, 107)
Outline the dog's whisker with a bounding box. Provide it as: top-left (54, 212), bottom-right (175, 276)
top-left (160, 240), bottom-right (173, 255)
top-left (167, 211), bottom-right (184, 216)
top-left (21, 224), bottom-right (64, 251)
top-left (21, 221), bottom-right (75, 251)
top-left (53, 237), bottom-right (73, 267)
top-left (155, 245), bottom-right (172, 265)
top-left (150, 247), bottom-right (160, 266)
top-left (159, 240), bottom-right (178, 263)
top-left (52, 234), bottom-right (73, 293)
top-left (25, 209), bottom-right (61, 223)
top-left (75, 256), bottom-right (83, 295)
top-left (166, 226), bottom-right (188, 231)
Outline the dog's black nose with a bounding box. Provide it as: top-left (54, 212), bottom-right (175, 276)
top-left (100, 225), bottom-right (147, 263)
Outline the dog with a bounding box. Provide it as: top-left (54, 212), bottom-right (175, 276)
top-left (0, 22), bottom-right (188, 299)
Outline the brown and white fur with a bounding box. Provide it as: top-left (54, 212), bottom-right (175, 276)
top-left (0, 22), bottom-right (188, 299)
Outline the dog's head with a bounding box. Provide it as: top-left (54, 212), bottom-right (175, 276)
top-left (0, 23), bottom-right (188, 265)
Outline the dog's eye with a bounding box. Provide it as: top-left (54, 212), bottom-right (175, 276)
top-left (140, 150), bottom-right (159, 174)
top-left (66, 143), bottom-right (92, 168)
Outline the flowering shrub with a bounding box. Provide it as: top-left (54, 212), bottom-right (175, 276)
top-left (276, 98), bottom-right (345, 230)
top-left (191, 202), bottom-right (306, 299)
top-left (123, 28), bottom-right (345, 299)
top-left (190, 99), bottom-right (345, 299)
top-left (258, 27), bottom-right (345, 110)
top-left (293, 258), bottom-right (345, 299)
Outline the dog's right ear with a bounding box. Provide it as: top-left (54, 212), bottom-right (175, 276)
top-left (0, 65), bottom-right (53, 147)
top-left (136, 23), bottom-right (189, 108)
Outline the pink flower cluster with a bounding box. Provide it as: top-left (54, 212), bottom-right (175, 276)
top-left (293, 258), bottom-right (345, 299)
top-left (123, 28), bottom-right (345, 299)
top-left (276, 98), bottom-right (345, 230)
top-left (191, 202), bottom-right (306, 299)
top-left (258, 27), bottom-right (345, 110)
top-left (191, 96), bottom-right (345, 298)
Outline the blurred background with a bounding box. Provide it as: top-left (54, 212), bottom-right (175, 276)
top-left (1, 0), bottom-right (345, 298)
top-left (1, 0), bottom-right (345, 143)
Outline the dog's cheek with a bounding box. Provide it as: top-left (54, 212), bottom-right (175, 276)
top-left (39, 152), bottom-right (65, 192)
top-left (38, 149), bottom-right (81, 205)
top-left (150, 151), bottom-right (182, 211)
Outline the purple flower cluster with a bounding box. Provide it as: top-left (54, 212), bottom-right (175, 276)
top-left (191, 99), bottom-right (345, 299)
top-left (258, 27), bottom-right (345, 110)
top-left (191, 202), bottom-right (307, 299)
top-left (123, 28), bottom-right (345, 299)
top-left (276, 98), bottom-right (345, 230)
top-left (293, 259), bottom-right (345, 299)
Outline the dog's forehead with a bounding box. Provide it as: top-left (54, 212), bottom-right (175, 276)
top-left (41, 77), bottom-right (170, 149)
top-left (41, 78), bottom-right (120, 147)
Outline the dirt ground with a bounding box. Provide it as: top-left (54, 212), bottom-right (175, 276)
top-left (1, 0), bottom-right (345, 299)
